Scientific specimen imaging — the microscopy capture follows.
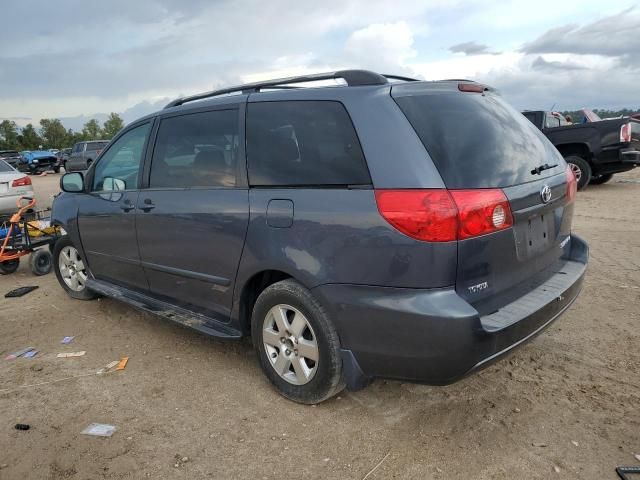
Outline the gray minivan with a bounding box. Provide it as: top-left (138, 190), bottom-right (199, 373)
top-left (51, 70), bottom-right (588, 404)
top-left (66, 140), bottom-right (110, 172)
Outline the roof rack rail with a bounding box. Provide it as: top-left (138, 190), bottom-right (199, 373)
top-left (382, 74), bottom-right (419, 82)
top-left (164, 69), bottom-right (389, 109)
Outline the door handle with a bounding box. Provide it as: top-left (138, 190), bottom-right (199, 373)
top-left (120, 200), bottom-right (135, 212)
top-left (140, 198), bottom-right (155, 212)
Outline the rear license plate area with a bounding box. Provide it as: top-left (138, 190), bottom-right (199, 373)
top-left (515, 213), bottom-right (553, 259)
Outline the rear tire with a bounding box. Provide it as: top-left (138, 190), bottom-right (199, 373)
top-left (0, 259), bottom-right (20, 275)
top-left (29, 249), bottom-right (52, 276)
top-left (53, 166), bottom-right (60, 174)
top-left (564, 155), bottom-right (592, 190)
top-left (251, 279), bottom-right (345, 404)
top-left (53, 235), bottom-right (98, 300)
top-left (589, 173), bottom-right (614, 185)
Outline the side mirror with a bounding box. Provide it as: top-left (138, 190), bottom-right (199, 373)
top-left (60, 172), bottom-right (85, 193)
top-left (103, 177), bottom-right (126, 191)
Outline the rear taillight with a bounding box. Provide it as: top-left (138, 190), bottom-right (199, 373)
top-left (374, 190), bottom-right (458, 242)
top-left (11, 176), bottom-right (32, 187)
top-left (450, 189), bottom-right (513, 240)
top-left (375, 188), bottom-right (513, 242)
top-left (458, 82), bottom-right (487, 93)
top-left (565, 165), bottom-right (577, 203)
top-left (620, 123), bottom-right (632, 143)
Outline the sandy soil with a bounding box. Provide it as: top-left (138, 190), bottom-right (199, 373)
top-left (0, 171), bottom-right (639, 479)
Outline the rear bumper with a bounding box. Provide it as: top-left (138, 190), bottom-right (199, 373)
top-left (313, 234), bottom-right (588, 389)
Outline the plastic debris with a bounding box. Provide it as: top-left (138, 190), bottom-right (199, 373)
top-left (14, 424), bottom-right (30, 431)
top-left (81, 423), bottom-right (116, 437)
top-left (5, 286), bottom-right (39, 298)
top-left (97, 360), bottom-right (119, 375)
top-left (115, 357), bottom-right (129, 371)
top-left (5, 347), bottom-right (35, 360)
top-left (532, 442), bottom-right (548, 447)
top-left (56, 351), bottom-right (86, 358)
top-left (635, 453), bottom-right (640, 462)
top-left (23, 350), bottom-right (39, 358)
top-left (61, 336), bottom-right (75, 345)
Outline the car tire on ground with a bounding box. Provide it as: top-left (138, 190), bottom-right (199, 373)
top-left (53, 235), bottom-right (99, 300)
top-left (564, 155), bottom-right (592, 190)
top-left (53, 167), bottom-right (60, 174)
top-left (589, 173), bottom-right (614, 185)
top-left (0, 258), bottom-right (20, 275)
top-left (251, 279), bottom-right (345, 404)
top-left (29, 249), bottom-right (52, 276)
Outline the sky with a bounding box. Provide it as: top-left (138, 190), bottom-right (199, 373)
top-left (1, 1), bottom-right (638, 130)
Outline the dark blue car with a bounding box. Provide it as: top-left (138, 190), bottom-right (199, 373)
top-left (50, 70), bottom-right (588, 404)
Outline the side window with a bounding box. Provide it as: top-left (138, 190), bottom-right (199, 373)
top-left (149, 109), bottom-right (239, 188)
top-left (92, 123), bottom-right (150, 192)
top-left (246, 101), bottom-right (370, 186)
top-left (545, 113), bottom-right (561, 129)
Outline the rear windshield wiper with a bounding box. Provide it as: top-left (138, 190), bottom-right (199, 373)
top-left (531, 163), bottom-right (558, 175)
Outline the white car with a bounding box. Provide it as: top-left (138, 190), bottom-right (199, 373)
top-left (0, 160), bottom-right (34, 215)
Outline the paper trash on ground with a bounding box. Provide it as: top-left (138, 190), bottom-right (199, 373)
top-left (81, 423), bottom-right (117, 437)
top-left (56, 351), bottom-right (86, 358)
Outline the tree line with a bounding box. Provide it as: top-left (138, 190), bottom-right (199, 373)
top-left (0, 113), bottom-right (124, 151)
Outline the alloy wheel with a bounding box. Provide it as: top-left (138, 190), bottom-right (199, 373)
top-left (262, 304), bottom-right (319, 385)
top-left (569, 162), bottom-right (582, 182)
top-left (58, 246), bottom-right (87, 291)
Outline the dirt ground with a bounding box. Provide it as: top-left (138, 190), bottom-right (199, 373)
top-left (1, 170), bottom-right (639, 480)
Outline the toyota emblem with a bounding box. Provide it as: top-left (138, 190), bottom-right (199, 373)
top-left (540, 185), bottom-right (552, 203)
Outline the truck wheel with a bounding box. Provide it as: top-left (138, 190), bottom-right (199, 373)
top-left (53, 166), bottom-right (61, 174)
top-left (29, 249), bottom-right (52, 276)
top-left (53, 235), bottom-right (99, 300)
top-left (0, 259), bottom-right (20, 275)
top-left (565, 156), bottom-right (592, 190)
top-left (589, 174), bottom-right (613, 185)
top-left (251, 279), bottom-right (345, 404)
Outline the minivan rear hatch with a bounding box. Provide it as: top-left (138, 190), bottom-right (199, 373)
top-left (392, 82), bottom-right (574, 317)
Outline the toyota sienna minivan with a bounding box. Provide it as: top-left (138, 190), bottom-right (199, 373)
top-left (50, 70), bottom-right (588, 404)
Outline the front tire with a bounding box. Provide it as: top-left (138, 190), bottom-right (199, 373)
top-left (0, 259), bottom-right (20, 275)
top-left (251, 279), bottom-right (345, 404)
top-left (564, 155), bottom-right (592, 190)
top-left (53, 235), bottom-right (98, 300)
top-left (589, 173), bottom-right (614, 185)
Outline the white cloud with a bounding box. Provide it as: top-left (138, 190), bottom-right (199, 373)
top-left (345, 21), bottom-right (417, 68)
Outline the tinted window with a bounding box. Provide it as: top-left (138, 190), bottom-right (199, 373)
top-left (0, 160), bottom-right (14, 172)
top-left (150, 109), bottom-right (239, 188)
top-left (86, 142), bottom-right (108, 151)
top-left (246, 101), bottom-right (370, 186)
top-left (92, 123), bottom-right (150, 191)
top-left (72, 143), bottom-right (83, 153)
top-left (394, 92), bottom-right (564, 189)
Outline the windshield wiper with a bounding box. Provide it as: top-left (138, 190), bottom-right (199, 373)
top-left (531, 163), bottom-right (558, 175)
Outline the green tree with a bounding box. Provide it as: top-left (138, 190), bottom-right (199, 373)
top-left (39, 118), bottom-right (67, 149)
top-left (0, 120), bottom-right (20, 150)
top-left (65, 128), bottom-right (84, 148)
top-left (18, 124), bottom-right (42, 150)
top-left (102, 112), bottom-right (124, 139)
top-left (82, 119), bottom-right (102, 140)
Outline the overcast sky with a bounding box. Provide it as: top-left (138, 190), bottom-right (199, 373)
top-left (1, 1), bottom-right (638, 129)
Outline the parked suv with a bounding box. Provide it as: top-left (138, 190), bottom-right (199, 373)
top-left (66, 140), bottom-right (110, 171)
top-left (51, 70), bottom-right (588, 404)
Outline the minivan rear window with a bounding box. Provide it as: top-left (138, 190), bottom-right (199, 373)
top-left (86, 142), bottom-right (108, 151)
top-left (394, 91), bottom-right (564, 188)
top-left (246, 101), bottom-right (370, 186)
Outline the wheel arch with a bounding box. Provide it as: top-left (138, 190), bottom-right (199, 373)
top-left (555, 143), bottom-right (592, 163)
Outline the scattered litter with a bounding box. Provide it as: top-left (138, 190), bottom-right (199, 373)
top-left (617, 466), bottom-right (640, 480)
top-left (97, 360), bottom-right (119, 375)
top-left (61, 336), bottom-right (75, 345)
top-left (115, 357), bottom-right (129, 371)
top-left (23, 350), bottom-right (39, 358)
top-left (14, 424), bottom-right (30, 431)
top-left (181, 457), bottom-right (189, 463)
top-left (5, 347), bottom-right (35, 360)
top-left (571, 441), bottom-right (579, 447)
top-left (5, 286), bottom-right (39, 298)
top-left (81, 423), bottom-right (116, 437)
top-left (553, 465), bottom-right (561, 473)
top-left (56, 351), bottom-right (86, 358)
top-left (532, 442), bottom-right (548, 447)
top-left (514, 407), bottom-right (521, 413)
top-left (635, 454), bottom-right (640, 462)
